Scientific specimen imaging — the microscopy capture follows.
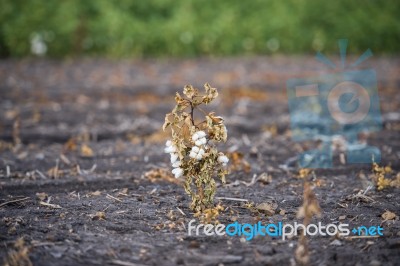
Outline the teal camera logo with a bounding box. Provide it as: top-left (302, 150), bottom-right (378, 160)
top-left (287, 39), bottom-right (382, 168)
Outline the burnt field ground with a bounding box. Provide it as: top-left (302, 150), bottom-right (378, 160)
top-left (0, 56), bottom-right (399, 266)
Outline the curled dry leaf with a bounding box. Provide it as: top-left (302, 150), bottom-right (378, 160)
top-left (256, 202), bottom-right (278, 216)
top-left (381, 210), bottom-right (396, 221)
top-left (80, 144), bottom-right (94, 157)
top-left (89, 190), bottom-right (102, 196)
top-left (64, 137), bottom-right (77, 151)
top-left (258, 172), bottom-right (272, 184)
top-left (92, 211), bottom-right (106, 221)
top-left (298, 168), bottom-right (312, 179)
top-left (35, 192), bottom-right (48, 201)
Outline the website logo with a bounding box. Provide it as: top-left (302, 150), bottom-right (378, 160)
top-left (286, 39), bottom-right (382, 168)
top-left (187, 220), bottom-right (384, 241)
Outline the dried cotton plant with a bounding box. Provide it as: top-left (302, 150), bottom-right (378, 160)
top-left (295, 181), bottom-right (321, 266)
top-left (163, 83), bottom-right (229, 212)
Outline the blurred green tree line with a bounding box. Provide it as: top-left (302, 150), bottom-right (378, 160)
top-left (0, 0), bottom-right (399, 58)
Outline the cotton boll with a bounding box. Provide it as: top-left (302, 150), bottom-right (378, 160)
top-left (165, 145), bottom-right (177, 153)
top-left (197, 131), bottom-right (206, 138)
top-left (200, 137), bottom-right (207, 145)
top-left (172, 161), bottom-right (181, 168)
top-left (190, 146), bottom-right (205, 160)
top-left (170, 153), bottom-right (179, 163)
top-left (218, 155), bottom-right (229, 165)
top-left (195, 139), bottom-right (203, 146)
top-left (198, 149), bottom-right (205, 156)
top-left (172, 167), bottom-right (183, 178)
top-left (192, 132), bottom-right (199, 141)
top-left (166, 140), bottom-right (172, 147)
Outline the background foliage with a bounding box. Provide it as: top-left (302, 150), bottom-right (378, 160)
top-left (0, 0), bottom-right (399, 58)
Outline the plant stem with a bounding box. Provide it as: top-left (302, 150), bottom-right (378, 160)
top-left (190, 101), bottom-right (195, 126)
top-left (198, 183), bottom-right (204, 210)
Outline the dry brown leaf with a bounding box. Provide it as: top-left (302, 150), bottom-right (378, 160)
top-left (64, 137), bottom-right (77, 151)
top-left (298, 168), bottom-right (312, 179)
top-left (92, 211), bottom-right (106, 221)
top-left (90, 191), bottom-right (101, 196)
top-left (80, 144), bottom-right (94, 157)
top-left (382, 210), bottom-right (396, 221)
top-left (35, 192), bottom-right (48, 201)
top-left (47, 166), bottom-right (62, 179)
top-left (256, 202), bottom-right (278, 216)
top-left (258, 173), bottom-right (272, 184)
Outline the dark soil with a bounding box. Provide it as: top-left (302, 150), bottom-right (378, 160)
top-left (0, 56), bottom-right (399, 266)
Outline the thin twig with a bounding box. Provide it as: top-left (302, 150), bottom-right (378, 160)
top-left (6, 165), bottom-right (10, 178)
top-left (176, 207), bottom-right (186, 216)
top-left (0, 197), bottom-right (30, 208)
top-left (35, 170), bottom-right (47, 179)
top-left (241, 174), bottom-right (258, 187)
top-left (31, 241), bottom-right (56, 247)
top-left (345, 235), bottom-right (380, 239)
top-left (110, 259), bottom-right (141, 266)
top-left (215, 197), bottom-right (249, 202)
top-left (39, 201), bottom-right (62, 209)
top-left (106, 194), bottom-right (122, 202)
top-left (190, 102), bottom-right (195, 126)
top-left (55, 159), bottom-right (59, 179)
